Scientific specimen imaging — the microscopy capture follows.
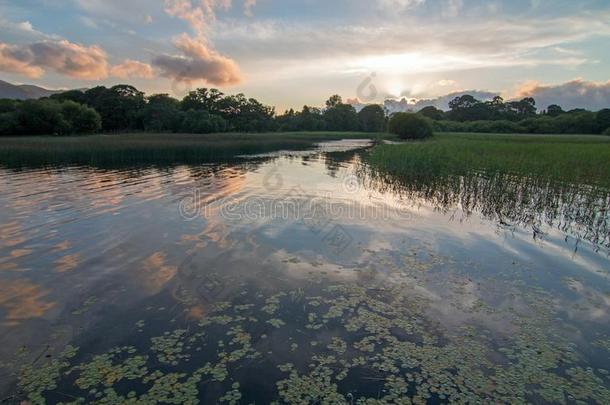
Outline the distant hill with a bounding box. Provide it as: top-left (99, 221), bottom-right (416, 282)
top-left (0, 79), bottom-right (63, 100)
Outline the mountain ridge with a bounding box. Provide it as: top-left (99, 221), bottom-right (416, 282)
top-left (0, 79), bottom-right (63, 100)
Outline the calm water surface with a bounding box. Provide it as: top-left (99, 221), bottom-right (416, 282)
top-left (1, 140), bottom-right (609, 403)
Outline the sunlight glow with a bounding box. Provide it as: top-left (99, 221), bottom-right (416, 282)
top-left (351, 52), bottom-right (494, 75)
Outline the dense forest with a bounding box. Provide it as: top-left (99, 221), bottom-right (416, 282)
top-left (0, 84), bottom-right (608, 136)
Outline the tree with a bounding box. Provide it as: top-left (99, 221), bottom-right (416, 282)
top-left (0, 99), bottom-right (20, 113)
top-left (215, 93), bottom-right (275, 132)
top-left (325, 95), bottom-right (342, 109)
top-left (488, 96), bottom-right (509, 119)
top-left (181, 88), bottom-right (224, 113)
top-left (181, 110), bottom-right (227, 133)
top-left (546, 104), bottom-right (564, 117)
top-left (388, 113), bottom-right (433, 139)
top-left (507, 98), bottom-right (536, 117)
top-left (555, 111), bottom-right (597, 134)
top-left (418, 106), bottom-right (444, 121)
top-left (59, 101), bottom-right (101, 134)
top-left (358, 104), bottom-right (386, 132)
top-left (324, 103), bottom-right (359, 131)
top-left (0, 111), bottom-right (18, 135)
top-left (50, 90), bottom-right (88, 105)
top-left (449, 95), bottom-right (479, 111)
top-left (299, 106), bottom-right (326, 131)
top-left (490, 96), bottom-right (504, 107)
top-left (448, 95), bottom-right (493, 121)
top-left (16, 99), bottom-right (68, 135)
top-left (141, 94), bottom-right (182, 132)
top-left (276, 105), bottom-right (325, 131)
top-left (85, 85), bottom-right (145, 131)
top-left (595, 108), bottom-right (610, 134)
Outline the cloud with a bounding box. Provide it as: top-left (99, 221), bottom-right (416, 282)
top-left (0, 18), bottom-right (58, 43)
top-left (152, 34), bottom-right (241, 85)
top-left (164, 0), bottom-right (233, 36)
top-left (514, 79), bottom-right (610, 111)
top-left (377, 0), bottom-right (426, 12)
top-left (0, 43), bottom-right (45, 78)
top-left (443, 0), bottom-right (463, 18)
top-left (73, 0), bottom-right (160, 25)
top-left (79, 16), bottom-right (98, 29)
top-left (0, 39), bottom-right (108, 80)
top-left (386, 90), bottom-right (498, 112)
top-left (110, 59), bottom-right (155, 79)
top-left (244, 0), bottom-right (257, 17)
top-left (350, 81), bottom-right (610, 113)
top-left (160, 0), bottom-right (245, 85)
top-left (347, 90), bottom-right (498, 112)
top-left (437, 79), bottom-right (457, 86)
top-left (0, 279), bottom-right (56, 326)
top-left (212, 12), bottom-right (609, 73)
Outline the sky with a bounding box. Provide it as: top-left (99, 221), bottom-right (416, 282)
top-left (1, 0), bottom-right (610, 112)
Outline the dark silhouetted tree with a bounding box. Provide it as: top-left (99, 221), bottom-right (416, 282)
top-left (358, 104), bottom-right (386, 132)
top-left (389, 113), bottom-right (433, 139)
top-left (141, 94), bottom-right (182, 132)
top-left (546, 104), bottom-right (564, 117)
top-left (418, 106), bottom-right (445, 121)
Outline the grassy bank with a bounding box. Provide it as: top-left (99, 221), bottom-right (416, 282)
top-left (367, 133), bottom-right (610, 187)
top-left (0, 132), bottom-right (386, 168)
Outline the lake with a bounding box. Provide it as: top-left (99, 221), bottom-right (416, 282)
top-left (1, 139), bottom-right (609, 404)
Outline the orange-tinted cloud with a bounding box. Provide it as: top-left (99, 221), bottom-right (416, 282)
top-left (153, 33), bottom-right (241, 85)
top-left (110, 59), bottom-right (155, 79)
top-left (160, 0), bottom-right (243, 86)
top-left (54, 254), bottom-right (81, 273)
top-left (0, 43), bottom-right (44, 78)
top-left (0, 279), bottom-right (56, 326)
top-left (138, 252), bottom-right (178, 294)
top-left (0, 39), bottom-right (108, 80)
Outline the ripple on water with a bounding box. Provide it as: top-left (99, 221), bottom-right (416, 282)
top-left (0, 141), bottom-right (609, 402)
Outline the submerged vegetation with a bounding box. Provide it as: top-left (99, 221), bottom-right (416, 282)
top-left (11, 259), bottom-right (610, 404)
top-left (2, 134), bottom-right (610, 403)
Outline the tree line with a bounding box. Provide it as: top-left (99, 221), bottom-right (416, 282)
top-left (0, 84), bottom-right (608, 136)
top-left (0, 85), bottom-right (384, 136)
top-left (420, 95), bottom-right (610, 135)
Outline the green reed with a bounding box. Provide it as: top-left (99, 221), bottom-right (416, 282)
top-left (0, 132), bottom-right (386, 168)
top-left (367, 133), bottom-right (610, 188)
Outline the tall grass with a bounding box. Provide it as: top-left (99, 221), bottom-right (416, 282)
top-left (367, 133), bottom-right (610, 187)
top-left (0, 132), bottom-right (386, 168)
